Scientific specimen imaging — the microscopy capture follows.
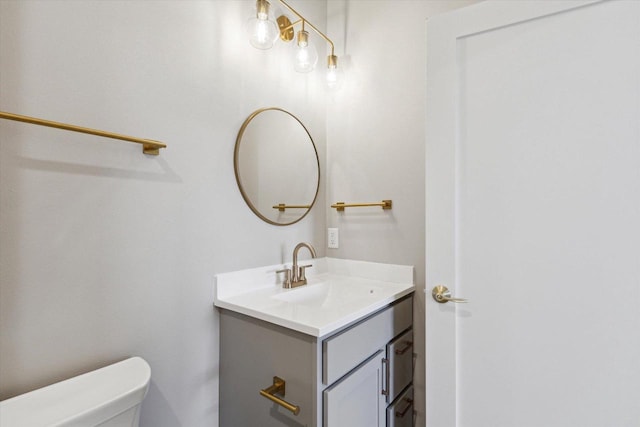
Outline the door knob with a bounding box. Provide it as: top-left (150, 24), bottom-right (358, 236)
top-left (432, 285), bottom-right (467, 303)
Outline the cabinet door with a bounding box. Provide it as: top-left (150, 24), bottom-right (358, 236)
top-left (219, 311), bottom-right (315, 427)
top-left (323, 350), bottom-right (386, 427)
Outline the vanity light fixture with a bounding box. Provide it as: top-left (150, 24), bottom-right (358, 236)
top-left (293, 26), bottom-right (318, 73)
top-left (246, 0), bottom-right (342, 87)
top-left (246, 0), bottom-right (280, 49)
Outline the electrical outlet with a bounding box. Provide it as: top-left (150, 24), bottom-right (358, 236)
top-left (327, 228), bottom-right (339, 249)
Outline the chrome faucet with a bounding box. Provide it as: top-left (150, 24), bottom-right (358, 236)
top-left (277, 242), bottom-right (317, 288)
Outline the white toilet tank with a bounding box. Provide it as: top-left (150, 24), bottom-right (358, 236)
top-left (0, 357), bottom-right (151, 427)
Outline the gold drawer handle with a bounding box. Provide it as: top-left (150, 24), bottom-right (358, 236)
top-left (395, 397), bottom-right (414, 418)
top-left (395, 340), bottom-right (413, 355)
top-left (259, 376), bottom-right (300, 415)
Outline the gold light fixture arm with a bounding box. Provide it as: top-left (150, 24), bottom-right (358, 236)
top-left (277, 17), bottom-right (303, 34)
top-left (277, 0), bottom-right (335, 55)
top-left (331, 200), bottom-right (393, 211)
top-left (0, 111), bottom-right (166, 155)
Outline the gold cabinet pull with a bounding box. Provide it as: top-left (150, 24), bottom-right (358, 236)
top-left (395, 397), bottom-right (414, 418)
top-left (259, 376), bottom-right (300, 415)
top-left (395, 340), bottom-right (414, 355)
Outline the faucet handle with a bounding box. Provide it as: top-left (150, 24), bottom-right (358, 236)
top-left (298, 264), bottom-right (313, 282)
top-left (276, 268), bottom-right (292, 288)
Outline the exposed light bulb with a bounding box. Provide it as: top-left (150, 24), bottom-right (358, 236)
top-left (246, 0), bottom-right (279, 50)
top-left (293, 30), bottom-right (318, 73)
top-left (326, 55), bottom-right (343, 89)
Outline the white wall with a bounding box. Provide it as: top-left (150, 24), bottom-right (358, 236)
top-left (325, 1), bottom-right (479, 425)
top-left (0, 1), bottom-right (327, 426)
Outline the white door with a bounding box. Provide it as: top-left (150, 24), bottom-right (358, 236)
top-left (425, 1), bottom-right (640, 426)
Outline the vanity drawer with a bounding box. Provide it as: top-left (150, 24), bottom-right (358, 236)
top-left (322, 297), bottom-right (412, 385)
top-left (387, 385), bottom-right (414, 427)
top-left (386, 328), bottom-right (413, 403)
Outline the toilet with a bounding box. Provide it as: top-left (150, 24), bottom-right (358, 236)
top-left (0, 357), bottom-right (151, 427)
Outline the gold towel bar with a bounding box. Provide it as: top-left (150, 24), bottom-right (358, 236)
top-left (331, 200), bottom-right (392, 211)
top-left (259, 376), bottom-right (300, 415)
top-left (273, 203), bottom-right (311, 211)
top-left (0, 111), bottom-right (166, 155)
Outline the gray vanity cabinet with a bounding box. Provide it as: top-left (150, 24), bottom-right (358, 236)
top-left (218, 295), bottom-right (413, 427)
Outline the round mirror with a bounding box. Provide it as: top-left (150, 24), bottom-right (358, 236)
top-left (234, 107), bottom-right (320, 226)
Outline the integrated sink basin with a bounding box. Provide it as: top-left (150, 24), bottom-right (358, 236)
top-left (271, 280), bottom-right (384, 308)
top-left (214, 257), bottom-right (414, 337)
top-left (271, 281), bottom-right (334, 307)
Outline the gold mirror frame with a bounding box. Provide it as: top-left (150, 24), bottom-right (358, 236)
top-left (234, 107), bottom-right (320, 226)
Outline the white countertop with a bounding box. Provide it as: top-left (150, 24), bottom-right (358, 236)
top-left (214, 258), bottom-right (415, 337)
